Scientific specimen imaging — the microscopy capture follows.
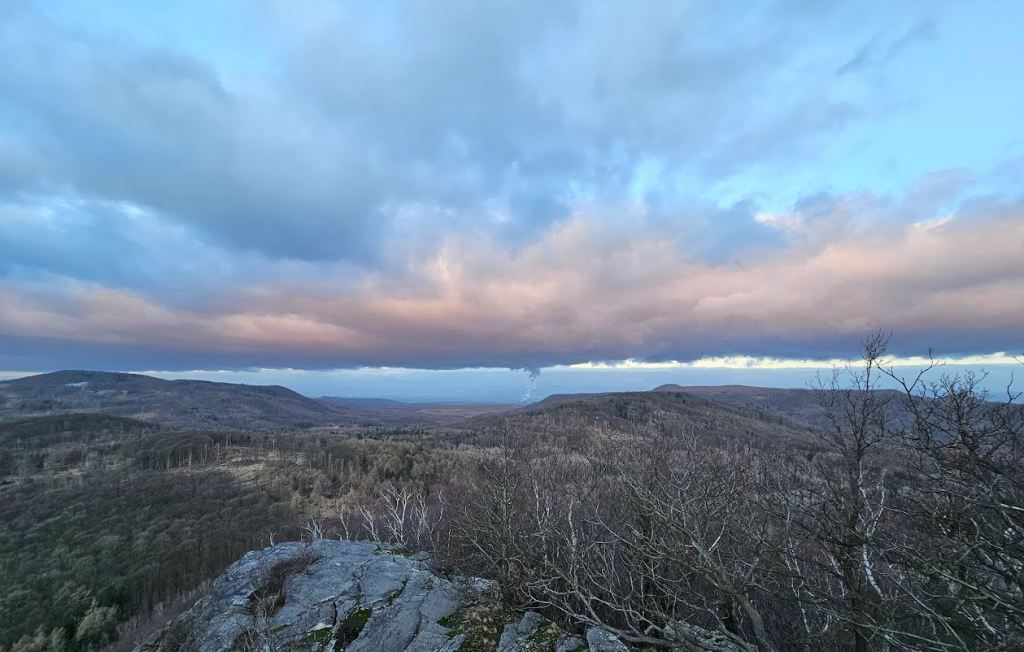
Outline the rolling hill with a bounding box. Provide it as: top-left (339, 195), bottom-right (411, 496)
top-left (651, 383), bottom-right (911, 428)
top-left (462, 389), bottom-right (819, 450)
top-left (0, 370), bottom-right (348, 430)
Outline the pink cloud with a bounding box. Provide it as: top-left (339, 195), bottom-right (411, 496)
top-left (1, 203), bottom-right (1021, 368)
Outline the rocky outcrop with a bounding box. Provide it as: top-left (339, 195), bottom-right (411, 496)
top-left (136, 540), bottom-right (624, 652)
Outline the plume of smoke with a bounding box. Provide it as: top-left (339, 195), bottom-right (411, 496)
top-left (518, 367), bottom-right (541, 403)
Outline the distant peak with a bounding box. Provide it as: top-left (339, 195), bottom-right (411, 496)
top-left (2, 369), bottom-right (159, 385)
top-left (651, 383), bottom-right (686, 392)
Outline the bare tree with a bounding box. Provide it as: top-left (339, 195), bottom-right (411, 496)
top-left (882, 363), bottom-right (1024, 649)
top-left (463, 421), bottom-right (779, 650)
top-left (772, 332), bottom-right (902, 651)
top-left (303, 517), bottom-right (325, 542)
top-left (337, 506), bottom-right (353, 541)
top-left (358, 504), bottom-right (381, 543)
top-left (551, 433), bottom-right (776, 651)
top-left (459, 426), bottom-right (533, 592)
top-left (380, 481), bottom-right (415, 547)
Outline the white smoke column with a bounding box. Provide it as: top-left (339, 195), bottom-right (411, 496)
top-left (520, 367), bottom-right (541, 403)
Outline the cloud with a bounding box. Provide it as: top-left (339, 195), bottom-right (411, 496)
top-left (754, 211), bottom-right (804, 233)
top-left (573, 352), bottom-right (1023, 371)
top-left (836, 19), bottom-right (936, 76)
top-left (1, 191), bottom-right (1021, 370)
top-left (0, 0), bottom-right (894, 264)
top-left (1, 1), bottom-right (1021, 372)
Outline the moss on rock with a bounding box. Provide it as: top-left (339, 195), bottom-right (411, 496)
top-left (333, 606), bottom-right (372, 650)
top-left (436, 599), bottom-right (516, 652)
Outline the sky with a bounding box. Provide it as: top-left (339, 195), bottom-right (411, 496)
top-left (0, 0), bottom-right (1022, 400)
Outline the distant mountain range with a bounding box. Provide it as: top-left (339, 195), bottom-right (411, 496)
top-left (651, 383), bottom-right (916, 428)
top-left (0, 370), bottom-right (920, 434)
top-left (0, 370), bottom-right (520, 430)
top-left (0, 370), bottom-right (347, 430)
top-left (318, 396), bottom-right (514, 425)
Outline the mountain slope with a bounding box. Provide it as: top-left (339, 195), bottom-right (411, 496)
top-left (0, 370), bottom-right (347, 429)
top-left (463, 389), bottom-right (817, 450)
top-left (652, 383), bottom-right (910, 428)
